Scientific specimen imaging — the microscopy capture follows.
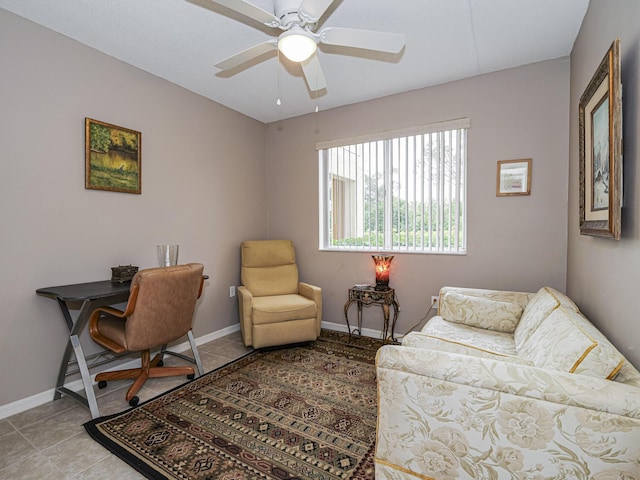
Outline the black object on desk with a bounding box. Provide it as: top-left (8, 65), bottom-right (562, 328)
top-left (36, 280), bottom-right (131, 418)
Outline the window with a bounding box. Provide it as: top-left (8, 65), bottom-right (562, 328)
top-left (318, 118), bottom-right (468, 254)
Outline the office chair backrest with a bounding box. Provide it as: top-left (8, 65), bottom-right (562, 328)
top-left (241, 240), bottom-right (299, 297)
top-left (125, 263), bottom-right (204, 351)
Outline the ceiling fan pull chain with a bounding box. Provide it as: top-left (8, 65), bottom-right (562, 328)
top-left (314, 65), bottom-right (319, 113)
top-left (276, 49), bottom-right (282, 106)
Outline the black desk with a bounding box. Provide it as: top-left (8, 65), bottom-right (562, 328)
top-left (36, 280), bottom-right (131, 418)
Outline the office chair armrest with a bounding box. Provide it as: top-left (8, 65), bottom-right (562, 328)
top-left (89, 307), bottom-right (127, 353)
top-left (88, 285), bottom-right (139, 354)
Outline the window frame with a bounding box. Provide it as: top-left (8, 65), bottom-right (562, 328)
top-left (318, 118), bottom-right (469, 255)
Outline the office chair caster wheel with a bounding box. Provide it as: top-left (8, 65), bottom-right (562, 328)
top-left (129, 396), bottom-right (139, 407)
top-left (187, 373), bottom-right (195, 380)
top-left (98, 380), bottom-right (107, 389)
top-left (157, 360), bottom-right (164, 367)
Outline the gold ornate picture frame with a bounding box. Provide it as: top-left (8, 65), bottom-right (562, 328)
top-left (579, 39), bottom-right (622, 239)
top-left (496, 159), bottom-right (531, 196)
top-left (85, 118), bottom-right (141, 194)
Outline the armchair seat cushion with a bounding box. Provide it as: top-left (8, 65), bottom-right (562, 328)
top-left (252, 294), bottom-right (318, 324)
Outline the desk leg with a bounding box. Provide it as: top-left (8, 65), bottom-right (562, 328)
top-left (53, 340), bottom-right (74, 401)
top-left (70, 335), bottom-right (100, 418)
top-left (52, 299), bottom-right (101, 418)
top-left (52, 295), bottom-right (125, 418)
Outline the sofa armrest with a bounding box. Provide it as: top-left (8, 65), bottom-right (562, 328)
top-left (375, 345), bottom-right (640, 479)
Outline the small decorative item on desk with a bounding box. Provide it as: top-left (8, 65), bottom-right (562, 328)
top-left (111, 265), bottom-right (138, 283)
top-left (372, 254), bottom-right (394, 291)
top-left (157, 244), bottom-right (179, 267)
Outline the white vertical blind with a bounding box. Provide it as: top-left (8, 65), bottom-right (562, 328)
top-left (319, 119), bottom-right (468, 254)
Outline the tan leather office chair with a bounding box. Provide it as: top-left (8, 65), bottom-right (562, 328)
top-left (238, 240), bottom-right (322, 349)
top-left (89, 263), bottom-right (206, 406)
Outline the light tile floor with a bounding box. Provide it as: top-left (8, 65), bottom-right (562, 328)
top-left (0, 331), bottom-right (252, 479)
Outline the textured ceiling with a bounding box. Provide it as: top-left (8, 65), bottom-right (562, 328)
top-left (0, 0), bottom-right (589, 123)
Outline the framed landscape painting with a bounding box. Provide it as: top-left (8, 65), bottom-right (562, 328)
top-left (85, 118), bottom-right (141, 194)
top-left (579, 39), bottom-right (622, 239)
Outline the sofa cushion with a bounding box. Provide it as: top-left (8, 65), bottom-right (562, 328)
top-left (403, 330), bottom-right (530, 365)
top-left (514, 287), bottom-right (578, 350)
top-left (518, 307), bottom-right (624, 379)
top-left (420, 317), bottom-right (518, 356)
top-left (439, 291), bottom-right (524, 333)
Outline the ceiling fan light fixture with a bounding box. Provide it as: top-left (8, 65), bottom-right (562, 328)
top-left (278, 29), bottom-right (317, 62)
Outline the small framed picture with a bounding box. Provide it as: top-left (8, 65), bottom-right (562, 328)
top-left (579, 39), bottom-right (622, 239)
top-left (85, 118), bottom-right (141, 194)
top-left (496, 159), bottom-right (532, 196)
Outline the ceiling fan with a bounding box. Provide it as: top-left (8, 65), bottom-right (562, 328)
top-left (208, 0), bottom-right (406, 92)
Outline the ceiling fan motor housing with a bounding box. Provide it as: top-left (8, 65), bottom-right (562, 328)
top-left (275, 0), bottom-right (311, 29)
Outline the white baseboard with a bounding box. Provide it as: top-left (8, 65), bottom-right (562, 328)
top-left (321, 320), bottom-right (403, 342)
top-left (0, 322), bottom-right (397, 420)
top-left (0, 324), bottom-right (240, 421)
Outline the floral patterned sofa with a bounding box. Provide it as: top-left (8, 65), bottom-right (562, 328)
top-left (375, 286), bottom-right (640, 479)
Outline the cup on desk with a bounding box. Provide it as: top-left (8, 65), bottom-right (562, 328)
top-left (157, 244), bottom-right (179, 267)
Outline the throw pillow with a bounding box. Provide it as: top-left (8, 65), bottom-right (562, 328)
top-left (514, 287), bottom-right (578, 351)
top-left (518, 307), bottom-right (624, 379)
top-left (439, 291), bottom-right (524, 333)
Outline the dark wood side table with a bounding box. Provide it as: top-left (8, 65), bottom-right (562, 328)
top-left (344, 286), bottom-right (399, 343)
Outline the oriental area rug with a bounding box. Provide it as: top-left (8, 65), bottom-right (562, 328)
top-left (84, 330), bottom-right (384, 480)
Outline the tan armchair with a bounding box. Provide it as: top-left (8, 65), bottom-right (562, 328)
top-left (238, 240), bottom-right (322, 348)
top-left (89, 263), bottom-right (206, 406)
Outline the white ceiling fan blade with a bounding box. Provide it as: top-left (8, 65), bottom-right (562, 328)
top-left (301, 54), bottom-right (327, 92)
top-left (299, 0), bottom-right (335, 23)
top-left (215, 41), bottom-right (278, 70)
top-left (205, 0), bottom-right (277, 26)
top-left (320, 27), bottom-right (405, 54)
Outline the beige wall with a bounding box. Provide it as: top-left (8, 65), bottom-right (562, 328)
top-left (0, 10), bottom-right (268, 407)
top-left (266, 58), bottom-right (570, 338)
top-left (568, 0), bottom-right (640, 368)
top-left (2, 4), bottom-right (595, 411)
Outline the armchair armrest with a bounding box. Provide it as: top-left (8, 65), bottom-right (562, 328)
top-left (299, 282), bottom-right (322, 333)
top-left (298, 282), bottom-right (321, 304)
top-left (237, 286), bottom-right (253, 346)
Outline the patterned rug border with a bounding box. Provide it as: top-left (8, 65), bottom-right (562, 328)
top-left (84, 350), bottom-right (257, 480)
top-left (84, 330), bottom-right (383, 480)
